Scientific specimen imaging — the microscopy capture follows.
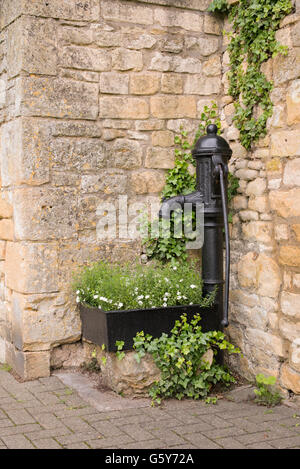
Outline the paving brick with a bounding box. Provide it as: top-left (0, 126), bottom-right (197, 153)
top-left (86, 434), bottom-right (137, 449)
top-left (141, 407), bottom-right (172, 421)
top-left (183, 432), bottom-right (222, 449)
top-left (0, 387), bottom-right (11, 399)
top-left (65, 442), bottom-right (91, 449)
top-left (51, 405), bottom-right (95, 419)
top-left (148, 428), bottom-right (187, 446)
top-left (109, 414), bottom-right (155, 427)
top-left (24, 382), bottom-right (47, 393)
top-left (0, 397), bottom-right (26, 410)
top-left (0, 409), bottom-right (8, 420)
top-left (268, 435), bottom-right (300, 449)
top-left (31, 438), bottom-right (62, 449)
top-left (247, 407), bottom-right (296, 423)
top-left (165, 443), bottom-right (197, 449)
top-left (247, 442), bottom-right (277, 449)
top-left (140, 418), bottom-right (183, 431)
top-left (204, 426), bottom-right (246, 440)
top-left (30, 412), bottom-right (67, 430)
top-left (0, 371), bottom-right (18, 387)
top-left (25, 403), bottom-right (68, 415)
top-left (89, 420), bottom-right (124, 438)
top-left (236, 431), bottom-right (277, 446)
top-left (0, 418), bottom-right (15, 428)
top-left (121, 424), bottom-right (155, 442)
top-left (165, 409), bottom-right (207, 424)
top-left (63, 416), bottom-right (96, 433)
top-left (0, 423), bottom-right (42, 437)
top-left (6, 409), bottom-right (36, 425)
top-left (1, 434), bottom-right (36, 449)
top-left (36, 392), bottom-right (65, 406)
top-left (172, 421), bottom-right (214, 435)
top-left (200, 414), bottom-right (235, 429)
top-left (56, 431), bottom-right (100, 446)
top-left (120, 439), bottom-right (166, 449)
top-left (24, 427), bottom-right (72, 440)
top-left (216, 437), bottom-right (247, 449)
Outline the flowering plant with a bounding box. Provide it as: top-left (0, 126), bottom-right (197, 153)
top-left (73, 260), bottom-right (215, 311)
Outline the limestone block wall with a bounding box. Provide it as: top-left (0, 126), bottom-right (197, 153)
top-left (224, 4), bottom-right (300, 394)
top-left (0, 0), bottom-right (223, 379)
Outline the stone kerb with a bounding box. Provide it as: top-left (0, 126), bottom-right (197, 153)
top-left (0, 0), bottom-right (223, 379)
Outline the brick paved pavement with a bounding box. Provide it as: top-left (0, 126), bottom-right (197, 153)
top-left (0, 367), bottom-right (299, 449)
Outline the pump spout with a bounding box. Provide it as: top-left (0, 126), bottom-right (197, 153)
top-left (159, 191), bottom-right (202, 219)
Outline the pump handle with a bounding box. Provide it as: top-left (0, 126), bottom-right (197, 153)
top-left (218, 164), bottom-right (230, 328)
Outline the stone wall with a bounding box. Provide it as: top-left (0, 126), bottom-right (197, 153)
top-left (224, 2), bottom-right (300, 394)
top-left (0, 0), bottom-right (299, 393)
top-left (0, 0), bottom-right (223, 379)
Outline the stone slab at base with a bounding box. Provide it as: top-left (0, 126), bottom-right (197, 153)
top-left (5, 342), bottom-right (50, 380)
top-left (50, 340), bottom-right (215, 397)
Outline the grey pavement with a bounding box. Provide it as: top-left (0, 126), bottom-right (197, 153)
top-left (0, 365), bottom-right (300, 449)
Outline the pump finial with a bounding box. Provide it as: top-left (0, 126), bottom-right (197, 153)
top-left (207, 124), bottom-right (218, 135)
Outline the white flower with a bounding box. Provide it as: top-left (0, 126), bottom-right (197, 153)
top-left (138, 300), bottom-right (143, 306)
top-left (179, 279), bottom-right (183, 283)
top-left (137, 295), bottom-right (144, 300)
top-left (76, 290), bottom-right (80, 294)
top-left (163, 303), bottom-right (167, 307)
top-left (118, 302), bottom-right (123, 308)
top-left (190, 284), bottom-right (197, 289)
top-left (76, 296), bottom-right (80, 303)
top-left (173, 266), bottom-right (177, 270)
top-left (93, 295), bottom-right (98, 299)
top-left (145, 295), bottom-right (150, 299)
top-left (164, 277), bottom-right (169, 282)
top-left (100, 296), bottom-right (108, 302)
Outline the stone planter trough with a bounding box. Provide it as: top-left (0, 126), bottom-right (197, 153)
top-left (79, 303), bottom-right (219, 352)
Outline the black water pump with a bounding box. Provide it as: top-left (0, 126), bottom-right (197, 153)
top-left (159, 124), bottom-right (232, 331)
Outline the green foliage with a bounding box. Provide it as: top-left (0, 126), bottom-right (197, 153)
top-left (80, 349), bottom-right (101, 373)
top-left (209, 0), bottom-right (293, 149)
top-left (0, 363), bottom-right (12, 372)
top-left (208, 0), bottom-right (230, 14)
top-left (133, 313), bottom-right (241, 404)
top-left (115, 340), bottom-right (125, 361)
top-left (254, 373), bottom-right (283, 407)
top-left (227, 172), bottom-right (240, 222)
top-left (73, 260), bottom-right (215, 311)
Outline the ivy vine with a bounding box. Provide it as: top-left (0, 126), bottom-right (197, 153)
top-left (209, 0), bottom-right (293, 149)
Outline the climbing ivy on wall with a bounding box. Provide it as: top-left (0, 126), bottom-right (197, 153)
top-left (209, 0), bottom-right (293, 149)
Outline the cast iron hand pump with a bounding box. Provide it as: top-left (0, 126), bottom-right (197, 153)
top-left (159, 124), bottom-right (232, 331)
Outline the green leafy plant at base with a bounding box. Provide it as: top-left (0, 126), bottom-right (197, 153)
top-left (133, 313), bottom-right (241, 405)
top-left (80, 348), bottom-right (101, 373)
top-left (209, 0), bottom-right (293, 149)
top-left (142, 102), bottom-right (238, 263)
top-left (254, 373), bottom-right (283, 407)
